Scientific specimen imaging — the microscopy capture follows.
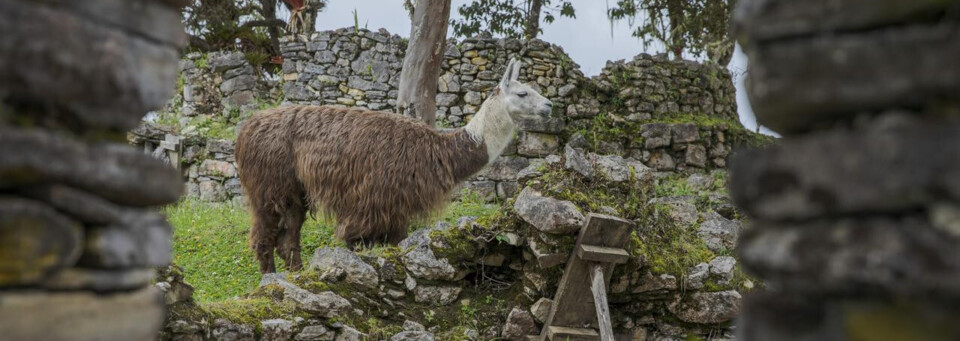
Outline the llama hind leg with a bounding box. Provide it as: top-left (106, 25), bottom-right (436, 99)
top-left (251, 209), bottom-right (281, 273)
top-left (277, 205), bottom-right (306, 271)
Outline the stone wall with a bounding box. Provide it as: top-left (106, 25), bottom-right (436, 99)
top-left (731, 0), bottom-right (960, 340)
top-left (135, 27), bottom-right (748, 204)
top-left (0, 0), bottom-right (186, 340)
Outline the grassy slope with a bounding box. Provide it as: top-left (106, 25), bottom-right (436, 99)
top-left (164, 191), bottom-right (497, 302)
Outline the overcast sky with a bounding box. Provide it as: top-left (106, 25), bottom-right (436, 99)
top-left (312, 0), bottom-right (774, 135)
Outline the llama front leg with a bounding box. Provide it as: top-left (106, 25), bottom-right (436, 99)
top-left (250, 209), bottom-right (281, 273)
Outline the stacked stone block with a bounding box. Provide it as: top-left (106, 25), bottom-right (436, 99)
top-left (0, 0), bottom-right (186, 340)
top-left (730, 0), bottom-right (960, 339)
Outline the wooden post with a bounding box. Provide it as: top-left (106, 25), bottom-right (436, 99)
top-left (396, 0), bottom-right (451, 127)
top-left (590, 264), bottom-right (614, 341)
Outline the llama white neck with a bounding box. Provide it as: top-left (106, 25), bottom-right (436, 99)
top-left (464, 95), bottom-right (516, 163)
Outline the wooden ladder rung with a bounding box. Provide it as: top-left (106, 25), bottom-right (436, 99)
top-left (547, 326), bottom-right (600, 340)
top-left (577, 244), bottom-right (630, 264)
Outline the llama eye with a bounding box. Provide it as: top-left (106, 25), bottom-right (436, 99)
top-left (517, 92), bottom-right (528, 98)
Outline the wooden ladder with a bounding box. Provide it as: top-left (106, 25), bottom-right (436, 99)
top-left (537, 213), bottom-right (633, 341)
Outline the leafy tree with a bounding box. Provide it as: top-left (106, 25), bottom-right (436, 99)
top-left (607, 0), bottom-right (735, 64)
top-left (451, 0), bottom-right (575, 39)
top-left (182, 0), bottom-right (326, 69)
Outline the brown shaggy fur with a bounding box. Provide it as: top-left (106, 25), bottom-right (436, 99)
top-left (235, 105), bottom-right (489, 273)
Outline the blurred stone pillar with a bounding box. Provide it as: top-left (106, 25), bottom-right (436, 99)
top-left (0, 1), bottom-right (187, 340)
top-left (730, 0), bottom-right (960, 340)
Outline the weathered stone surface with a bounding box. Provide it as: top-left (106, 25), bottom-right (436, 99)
top-left (530, 298), bottom-right (553, 323)
top-left (0, 129), bottom-right (183, 206)
top-left (685, 173), bottom-right (714, 192)
top-left (518, 116), bottom-right (566, 134)
top-left (212, 319), bottom-right (255, 341)
top-left (0, 0), bottom-right (184, 131)
top-left (514, 187), bottom-right (585, 234)
top-left (43, 268), bottom-right (154, 291)
top-left (734, 0), bottom-right (957, 42)
top-left (295, 325), bottom-right (336, 341)
top-left (0, 197), bottom-right (83, 286)
top-left (594, 154), bottom-right (649, 182)
top-left (741, 24), bottom-right (960, 134)
top-left (647, 150), bottom-right (676, 171)
top-left (310, 247), bottom-right (379, 289)
top-left (564, 145), bottom-right (594, 178)
top-left (709, 256), bottom-right (737, 282)
top-left (79, 217), bottom-right (172, 268)
top-left (740, 217), bottom-right (960, 296)
top-left (22, 185), bottom-right (167, 228)
top-left (260, 273), bottom-right (352, 317)
top-left (403, 320), bottom-right (426, 332)
top-left (730, 123), bottom-right (960, 220)
top-left (502, 307), bottom-right (538, 340)
top-left (649, 197), bottom-right (698, 227)
top-left (518, 131), bottom-right (560, 157)
top-left (698, 211), bottom-right (741, 253)
top-left (391, 331), bottom-right (436, 341)
top-left (413, 284), bottom-right (462, 306)
top-left (641, 124), bottom-right (672, 149)
top-left (398, 223), bottom-right (464, 281)
top-left (478, 156), bottom-right (530, 181)
top-left (668, 291), bottom-right (742, 324)
top-left (671, 124), bottom-right (699, 143)
top-left (200, 159), bottom-right (237, 178)
top-left (335, 326), bottom-right (365, 341)
top-left (684, 144), bottom-right (707, 168)
top-left (686, 263), bottom-right (710, 290)
top-left (260, 319), bottom-right (295, 341)
top-left (0, 286), bottom-right (164, 341)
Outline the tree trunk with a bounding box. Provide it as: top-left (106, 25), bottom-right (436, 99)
top-left (524, 0), bottom-right (542, 39)
top-left (667, 0), bottom-right (684, 60)
top-left (396, 0), bottom-right (451, 127)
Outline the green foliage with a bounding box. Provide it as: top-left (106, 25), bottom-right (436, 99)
top-left (452, 0), bottom-right (576, 39)
top-left (607, 0), bottom-right (736, 62)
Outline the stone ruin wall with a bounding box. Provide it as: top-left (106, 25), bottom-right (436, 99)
top-left (0, 0), bottom-right (187, 340)
top-left (133, 27), bottom-right (744, 204)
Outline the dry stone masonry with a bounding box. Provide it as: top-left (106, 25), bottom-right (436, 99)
top-left (0, 0), bottom-right (186, 340)
top-left (731, 0), bottom-right (960, 339)
top-left (134, 27), bottom-right (754, 204)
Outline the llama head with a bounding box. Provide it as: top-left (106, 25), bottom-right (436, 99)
top-left (498, 59), bottom-right (553, 121)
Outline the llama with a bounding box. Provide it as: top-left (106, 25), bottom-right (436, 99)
top-left (235, 59), bottom-right (552, 273)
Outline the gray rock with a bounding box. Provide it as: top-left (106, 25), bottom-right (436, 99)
top-left (502, 308), bottom-right (538, 340)
top-left (335, 326), bottom-right (365, 341)
top-left (43, 268), bottom-right (153, 292)
top-left (413, 285), bottom-right (462, 306)
top-left (697, 211), bottom-right (741, 253)
top-left (684, 144), bottom-right (707, 168)
top-left (641, 124), bottom-right (672, 149)
top-left (518, 117), bottom-right (566, 134)
top-left (514, 187), bottom-right (585, 234)
top-left (260, 319), bottom-right (295, 341)
top-left (0, 0), bottom-right (183, 131)
top-left (209, 52), bottom-right (246, 72)
top-left (478, 156), bottom-right (530, 181)
top-left (391, 331), bottom-right (436, 341)
top-left (212, 319), bottom-right (255, 341)
top-left (709, 256), bottom-right (737, 282)
top-left (295, 325), bottom-right (335, 341)
top-left (259, 273), bottom-right (352, 318)
top-left (403, 320), bottom-right (426, 332)
top-left (0, 286), bottom-right (164, 341)
top-left (518, 131), bottom-right (560, 157)
top-left (632, 273), bottom-right (678, 294)
top-left (671, 124), bottom-right (699, 143)
top-left (400, 223), bottom-right (463, 281)
top-left (219, 75), bottom-right (256, 94)
top-left (79, 218), bottom-right (172, 268)
top-left (686, 263), bottom-right (710, 290)
top-left (530, 298), bottom-right (553, 323)
top-left (564, 145), bottom-right (594, 178)
top-left (647, 150), bottom-right (676, 171)
top-left (668, 291), bottom-right (742, 324)
top-left (310, 247), bottom-right (379, 289)
top-left (594, 154), bottom-right (633, 182)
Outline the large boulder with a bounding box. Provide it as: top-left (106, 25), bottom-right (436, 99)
top-left (399, 223), bottom-right (464, 281)
top-left (259, 273), bottom-right (351, 318)
top-left (668, 291), bottom-right (742, 324)
top-left (514, 187), bottom-right (585, 234)
top-left (310, 247), bottom-right (379, 289)
top-left (501, 307), bottom-right (538, 340)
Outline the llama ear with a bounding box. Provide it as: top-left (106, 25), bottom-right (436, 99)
top-left (500, 59), bottom-right (515, 91)
top-left (510, 59), bottom-right (521, 82)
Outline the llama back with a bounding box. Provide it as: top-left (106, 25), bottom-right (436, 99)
top-left (288, 106), bottom-right (485, 243)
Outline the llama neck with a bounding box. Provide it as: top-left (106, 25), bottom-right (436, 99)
top-left (464, 95), bottom-right (516, 163)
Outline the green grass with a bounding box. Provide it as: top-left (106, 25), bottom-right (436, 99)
top-left (164, 193), bottom-right (499, 303)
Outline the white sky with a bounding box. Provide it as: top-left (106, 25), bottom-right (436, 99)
top-left (312, 0), bottom-right (774, 134)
